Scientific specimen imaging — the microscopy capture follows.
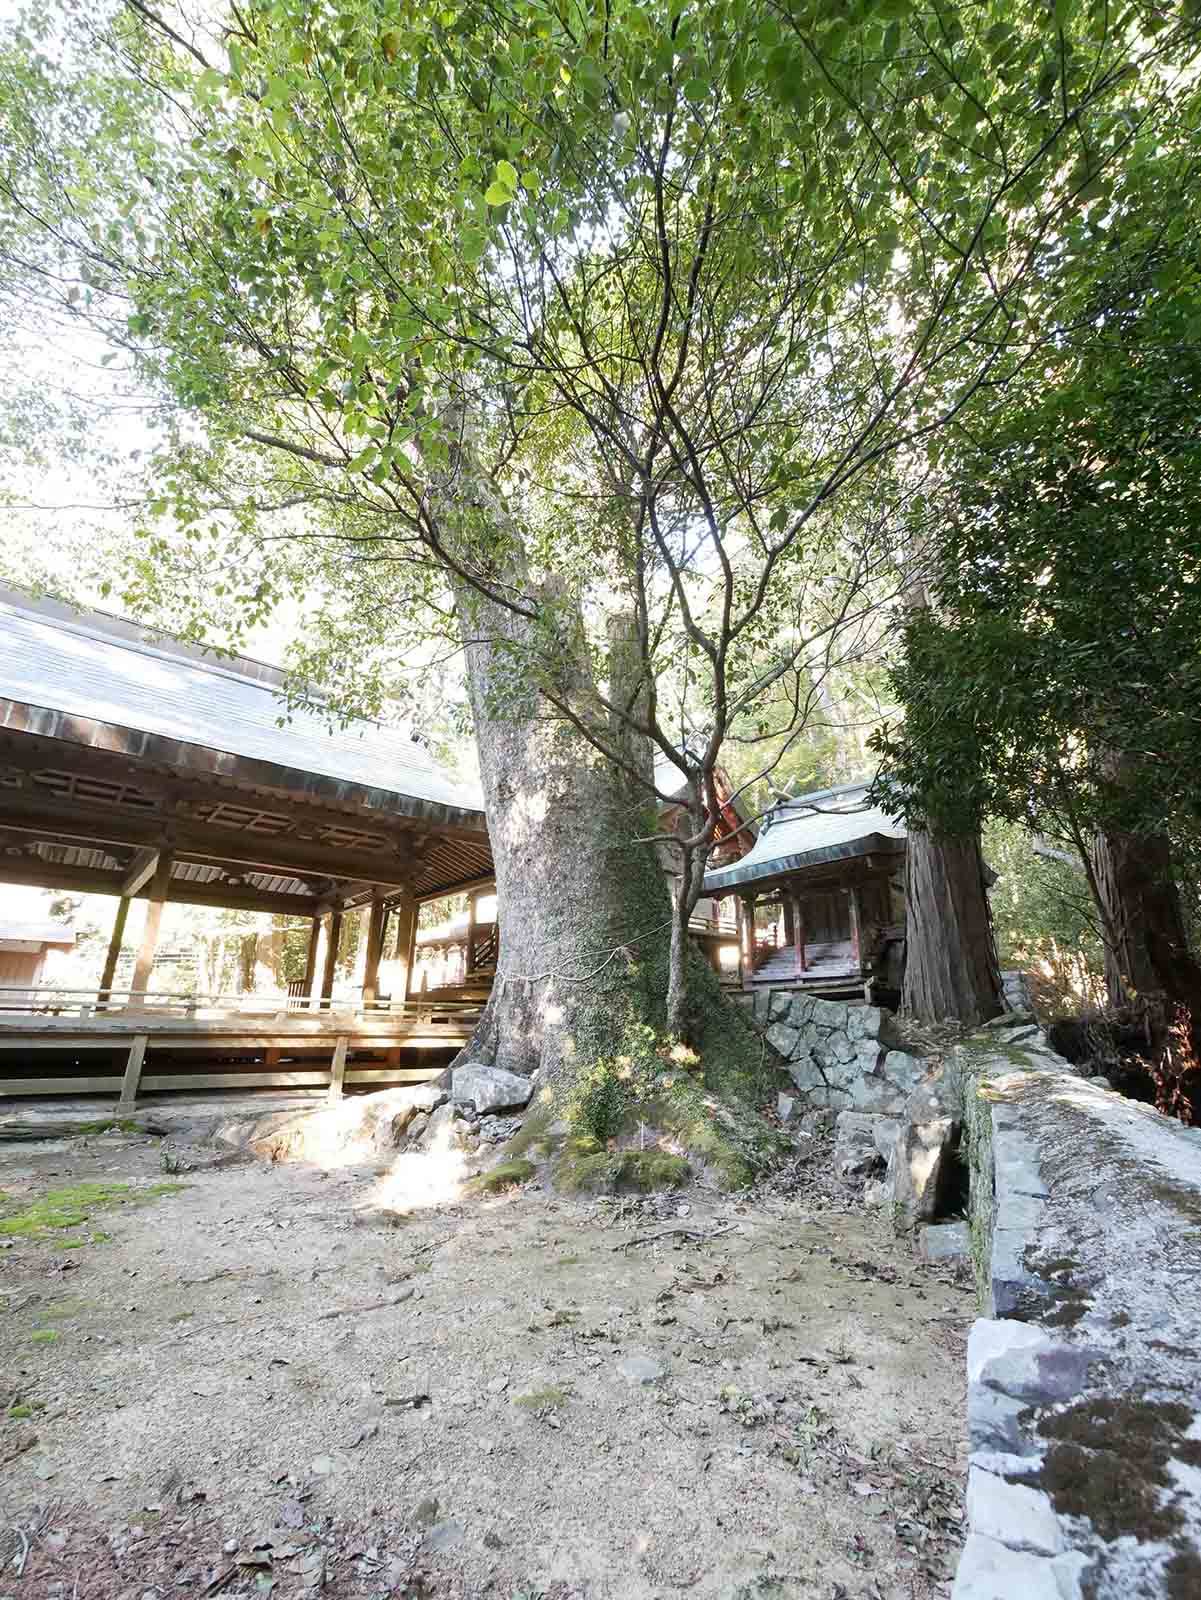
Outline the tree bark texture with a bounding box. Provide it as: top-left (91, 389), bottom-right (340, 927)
top-left (1092, 828), bottom-right (1201, 1121)
top-left (452, 583), bottom-right (674, 1090)
top-left (902, 826), bottom-right (1004, 1025)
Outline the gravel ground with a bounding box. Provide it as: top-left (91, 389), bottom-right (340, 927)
top-left (0, 1111), bottom-right (973, 1600)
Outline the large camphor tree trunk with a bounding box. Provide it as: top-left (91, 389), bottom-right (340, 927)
top-left (902, 826), bottom-right (1004, 1025)
top-left (450, 583), bottom-right (676, 1090)
top-left (1092, 827), bottom-right (1201, 1122)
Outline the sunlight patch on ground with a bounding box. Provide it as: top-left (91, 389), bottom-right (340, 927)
top-left (362, 1136), bottom-right (470, 1215)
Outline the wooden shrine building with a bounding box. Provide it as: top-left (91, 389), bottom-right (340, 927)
top-left (703, 781), bottom-right (907, 1001)
top-left (0, 588), bottom-right (494, 1099)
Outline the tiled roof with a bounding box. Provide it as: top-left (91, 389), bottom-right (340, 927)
top-left (703, 781), bottom-right (905, 894)
top-left (0, 596), bottom-right (484, 818)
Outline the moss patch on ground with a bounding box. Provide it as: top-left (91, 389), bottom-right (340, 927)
top-left (554, 1138), bottom-right (691, 1194)
top-left (513, 1384), bottom-right (573, 1410)
top-left (503, 1111), bottom-right (564, 1162)
top-left (466, 1158), bottom-right (537, 1195)
top-left (555, 1024), bottom-right (789, 1193)
top-left (0, 1180), bottom-right (188, 1244)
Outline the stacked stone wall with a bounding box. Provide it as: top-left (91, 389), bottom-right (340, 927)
top-left (747, 989), bottom-right (925, 1113)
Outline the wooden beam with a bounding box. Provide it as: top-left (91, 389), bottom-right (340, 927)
top-left (98, 896), bottom-right (131, 1007)
top-left (118, 1033), bottom-right (148, 1108)
top-left (328, 1035), bottom-right (349, 1103)
top-left (793, 890), bottom-right (807, 973)
top-left (129, 851), bottom-right (174, 997)
top-left (0, 711), bottom-right (489, 840)
top-left (415, 871), bottom-right (496, 906)
top-left (0, 792), bottom-right (416, 887)
top-left (0, 855), bottom-right (322, 916)
top-left (120, 847), bottom-right (160, 897)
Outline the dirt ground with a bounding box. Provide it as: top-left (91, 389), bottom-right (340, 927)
top-left (0, 1110), bottom-right (972, 1600)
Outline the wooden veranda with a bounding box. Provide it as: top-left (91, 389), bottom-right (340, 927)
top-left (0, 588), bottom-right (494, 1100)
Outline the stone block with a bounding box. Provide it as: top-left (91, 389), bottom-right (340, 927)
top-left (853, 1038), bottom-right (883, 1072)
top-left (889, 1114), bottom-right (957, 1225)
top-left (788, 994), bottom-right (815, 1028)
top-left (992, 1124), bottom-right (1050, 1201)
top-left (994, 1024), bottom-right (1041, 1046)
top-left (881, 1049), bottom-right (925, 1093)
top-left (967, 1384), bottom-right (1041, 1459)
top-left (846, 1003), bottom-right (884, 1042)
top-left (966, 1319), bottom-right (1046, 1385)
top-left (452, 1062), bottom-right (535, 1115)
top-left (830, 1032), bottom-right (857, 1065)
top-left (922, 1220), bottom-right (971, 1264)
top-left (764, 1022), bottom-right (800, 1059)
top-left (777, 1092), bottom-right (797, 1125)
top-left (768, 990), bottom-right (793, 1022)
top-left (847, 1074), bottom-right (903, 1113)
top-left (835, 1111), bottom-right (901, 1181)
top-left (966, 1468), bottom-right (1063, 1557)
top-left (786, 1053), bottom-right (822, 1092)
top-left (810, 998), bottom-right (849, 1032)
top-left (951, 1533), bottom-right (1078, 1600)
top-left (752, 991), bottom-right (771, 1024)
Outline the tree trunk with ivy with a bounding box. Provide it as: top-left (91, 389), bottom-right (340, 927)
top-left (447, 581), bottom-right (766, 1146)
top-left (1092, 827), bottom-right (1201, 1122)
top-left (902, 826), bottom-right (1004, 1025)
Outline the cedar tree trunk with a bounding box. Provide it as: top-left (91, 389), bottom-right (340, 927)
top-left (902, 826), bottom-right (1004, 1025)
top-left (1092, 827), bottom-right (1201, 1121)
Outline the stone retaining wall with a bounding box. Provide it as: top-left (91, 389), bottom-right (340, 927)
top-left (747, 989), bottom-right (925, 1113)
top-left (948, 1033), bottom-right (1201, 1598)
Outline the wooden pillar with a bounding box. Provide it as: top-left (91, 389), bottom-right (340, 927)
top-left (362, 894), bottom-right (387, 1010)
top-left (320, 909), bottom-right (342, 1010)
top-left (793, 889), bottom-right (807, 973)
top-left (118, 1033), bottom-right (149, 1109)
top-left (782, 896), bottom-right (795, 947)
top-left (738, 894), bottom-right (755, 990)
top-left (98, 896), bottom-right (131, 1008)
top-left (465, 891), bottom-right (478, 977)
top-left (328, 1034), bottom-right (349, 1103)
top-left (300, 916), bottom-right (321, 1002)
top-left (129, 851), bottom-right (173, 1001)
top-left (390, 893), bottom-right (418, 1006)
top-left (848, 883), bottom-right (862, 970)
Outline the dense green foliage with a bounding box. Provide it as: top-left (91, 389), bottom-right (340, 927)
top-left (876, 243), bottom-right (1201, 854)
top-left (985, 821), bottom-right (1106, 1012)
top-left (3, 0), bottom-right (1197, 813)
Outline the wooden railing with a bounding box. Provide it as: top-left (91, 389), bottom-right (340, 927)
top-left (0, 986), bottom-right (481, 1024)
top-left (468, 926), bottom-right (499, 973)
